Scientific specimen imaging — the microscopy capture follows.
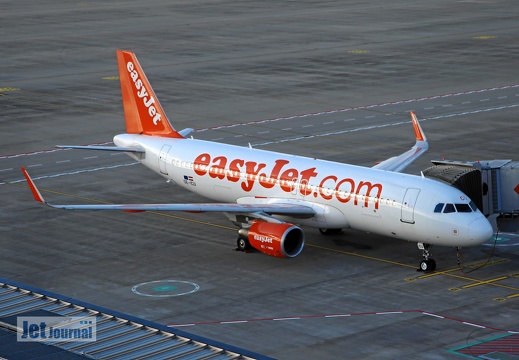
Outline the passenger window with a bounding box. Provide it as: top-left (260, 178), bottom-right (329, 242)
top-left (455, 204), bottom-right (472, 213)
top-left (443, 204), bottom-right (456, 213)
top-left (434, 203), bottom-right (444, 213)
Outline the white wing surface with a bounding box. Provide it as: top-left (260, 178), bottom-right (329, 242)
top-left (371, 112), bottom-right (428, 172)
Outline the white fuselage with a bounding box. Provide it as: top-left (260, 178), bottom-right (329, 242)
top-left (114, 133), bottom-right (493, 247)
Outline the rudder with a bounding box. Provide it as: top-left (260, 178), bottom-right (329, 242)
top-left (116, 50), bottom-right (183, 138)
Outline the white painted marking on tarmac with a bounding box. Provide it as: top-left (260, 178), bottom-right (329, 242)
top-left (463, 322), bottom-right (486, 329)
top-left (302, 124), bottom-right (314, 128)
top-left (422, 312), bottom-right (444, 319)
top-left (56, 160), bottom-right (70, 163)
top-left (0, 168), bottom-right (13, 172)
top-left (323, 121), bottom-right (335, 124)
top-left (83, 156), bottom-right (98, 160)
top-left (0, 162), bottom-right (139, 186)
top-left (27, 164), bottom-right (42, 167)
top-left (257, 131), bottom-right (270, 134)
top-left (376, 311), bottom-right (403, 315)
top-left (253, 103), bottom-right (519, 147)
top-left (5, 85), bottom-right (519, 162)
top-left (497, 96), bottom-right (508, 99)
top-left (166, 310), bottom-right (518, 334)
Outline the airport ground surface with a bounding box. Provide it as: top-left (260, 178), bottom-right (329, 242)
top-left (1, 1), bottom-right (519, 359)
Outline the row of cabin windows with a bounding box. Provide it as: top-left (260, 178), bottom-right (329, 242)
top-left (434, 201), bottom-right (478, 213)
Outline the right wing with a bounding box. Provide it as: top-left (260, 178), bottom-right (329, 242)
top-left (21, 168), bottom-right (315, 218)
top-left (371, 112), bottom-right (429, 173)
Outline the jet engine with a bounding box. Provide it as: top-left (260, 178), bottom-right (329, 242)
top-left (238, 221), bottom-right (305, 258)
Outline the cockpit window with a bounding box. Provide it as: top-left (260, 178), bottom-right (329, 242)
top-left (438, 202), bottom-right (477, 213)
top-left (434, 203), bottom-right (444, 213)
top-left (443, 203), bottom-right (456, 213)
top-left (455, 203), bottom-right (472, 213)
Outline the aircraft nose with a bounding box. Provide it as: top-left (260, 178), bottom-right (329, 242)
top-left (468, 217), bottom-right (494, 245)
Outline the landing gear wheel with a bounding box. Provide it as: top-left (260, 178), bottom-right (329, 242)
top-left (419, 259), bottom-right (436, 272)
top-left (417, 243), bottom-right (436, 272)
top-left (236, 237), bottom-right (251, 252)
top-left (319, 228), bottom-right (342, 235)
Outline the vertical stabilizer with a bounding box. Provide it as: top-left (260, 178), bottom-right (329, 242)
top-left (116, 50), bottom-right (184, 138)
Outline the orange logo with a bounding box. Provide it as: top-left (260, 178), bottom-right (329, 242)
top-left (126, 61), bottom-right (162, 126)
top-left (193, 153), bottom-right (383, 208)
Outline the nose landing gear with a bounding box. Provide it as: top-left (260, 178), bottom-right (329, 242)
top-left (417, 243), bottom-right (436, 271)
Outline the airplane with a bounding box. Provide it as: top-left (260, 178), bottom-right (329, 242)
top-left (22, 50), bottom-right (494, 272)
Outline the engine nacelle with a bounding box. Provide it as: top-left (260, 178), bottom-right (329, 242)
top-left (241, 222), bottom-right (305, 258)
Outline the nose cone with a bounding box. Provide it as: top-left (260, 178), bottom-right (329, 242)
top-left (468, 217), bottom-right (494, 245)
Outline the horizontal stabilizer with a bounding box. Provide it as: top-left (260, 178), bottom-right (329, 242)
top-left (179, 128), bottom-right (195, 137)
top-left (57, 145), bottom-right (145, 153)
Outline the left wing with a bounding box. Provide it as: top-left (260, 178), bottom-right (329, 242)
top-left (21, 168), bottom-right (315, 218)
top-left (371, 112), bottom-right (429, 172)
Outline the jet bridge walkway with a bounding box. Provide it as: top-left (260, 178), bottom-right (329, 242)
top-left (0, 277), bottom-right (273, 360)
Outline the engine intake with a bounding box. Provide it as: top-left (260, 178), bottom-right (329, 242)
top-left (239, 222), bottom-right (305, 258)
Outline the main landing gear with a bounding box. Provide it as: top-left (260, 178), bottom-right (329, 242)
top-left (318, 228), bottom-right (342, 235)
top-left (417, 243), bottom-right (436, 271)
top-left (236, 236), bottom-right (252, 252)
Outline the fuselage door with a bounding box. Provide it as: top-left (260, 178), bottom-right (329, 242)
top-left (401, 188), bottom-right (420, 224)
top-left (159, 144), bottom-right (171, 175)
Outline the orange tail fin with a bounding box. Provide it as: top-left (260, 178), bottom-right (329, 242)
top-left (116, 50), bottom-right (184, 138)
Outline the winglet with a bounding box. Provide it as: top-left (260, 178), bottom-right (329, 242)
top-left (21, 167), bottom-right (45, 203)
top-left (411, 111), bottom-right (426, 142)
top-left (116, 50), bottom-right (184, 139)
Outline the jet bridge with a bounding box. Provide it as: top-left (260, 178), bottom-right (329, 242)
top-left (423, 159), bottom-right (519, 217)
